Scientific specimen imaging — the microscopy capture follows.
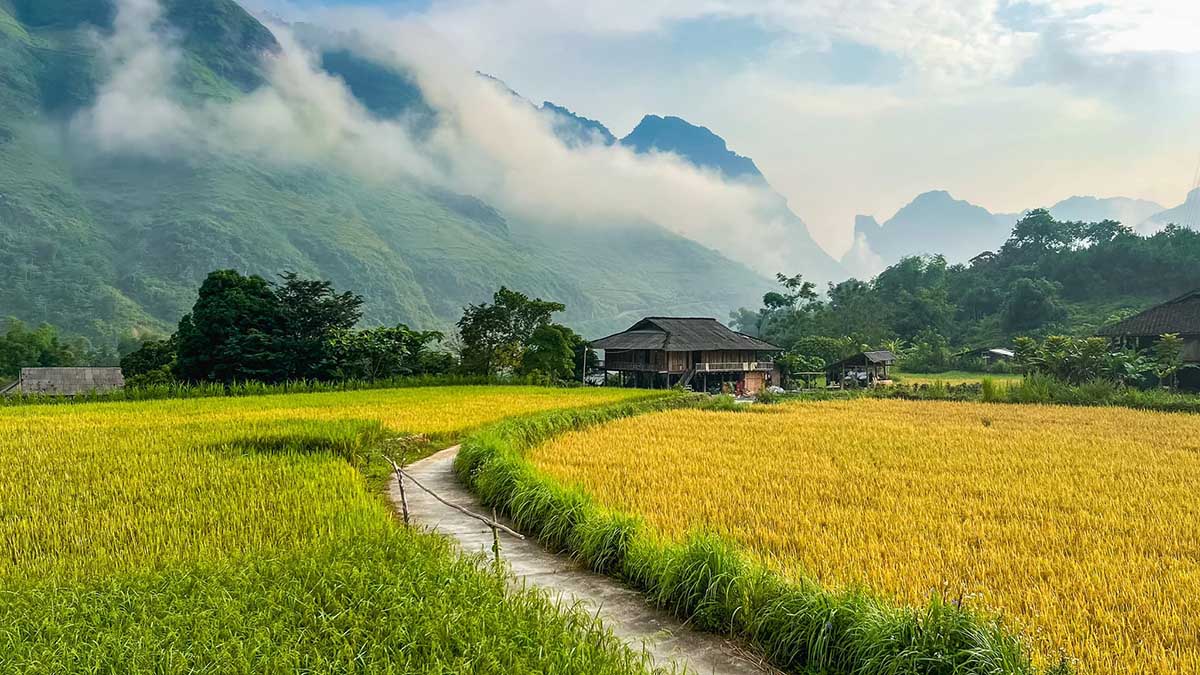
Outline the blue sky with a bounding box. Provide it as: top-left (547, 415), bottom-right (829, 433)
top-left (243, 0), bottom-right (1200, 254)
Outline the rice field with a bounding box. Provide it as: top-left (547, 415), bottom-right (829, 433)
top-left (0, 385), bottom-right (656, 672)
top-left (893, 370), bottom-right (1023, 386)
top-left (529, 398), bottom-right (1200, 675)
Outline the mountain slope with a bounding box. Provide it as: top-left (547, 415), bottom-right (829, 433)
top-left (1049, 196), bottom-right (1164, 230)
top-left (0, 0), bottom-right (770, 343)
top-left (843, 191), bottom-right (1017, 277)
top-left (1140, 189), bottom-right (1200, 234)
top-left (620, 115), bottom-right (763, 182)
top-left (615, 114), bottom-right (845, 283)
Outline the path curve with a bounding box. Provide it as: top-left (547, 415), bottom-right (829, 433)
top-left (391, 446), bottom-right (774, 675)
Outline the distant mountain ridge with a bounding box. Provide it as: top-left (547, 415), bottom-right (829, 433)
top-left (1140, 189), bottom-right (1200, 234)
top-left (844, 190), bottom-right (1177, 278)
top-left (540, 104), bottom-right (845, 282)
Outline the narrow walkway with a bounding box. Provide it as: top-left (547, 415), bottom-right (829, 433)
top-left (391, 446), bottom-right (774, 675)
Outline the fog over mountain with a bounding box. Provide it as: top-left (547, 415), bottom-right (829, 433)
top-left (1, 0), bottom-right (856, 342)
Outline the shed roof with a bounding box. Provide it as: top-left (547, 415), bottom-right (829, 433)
top-left (1097, 291), bottom-right (1200, 338)
top-left (16, 368), bottom-right (125, 396)
top-left (827, 350), bottom-right (897, 370)
top-left (590, 317), bottom-right (781, 352)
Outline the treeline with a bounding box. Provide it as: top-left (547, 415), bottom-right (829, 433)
top-left (120, 270), bottom-right (590, 388)
top-left (734, 210), bottom-right (1200, 374)
top-left (0, 320), bottom-right (125, 383)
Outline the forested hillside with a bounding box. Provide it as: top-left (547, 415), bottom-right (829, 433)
top-left (0, 0), bottom-right (769, 347)
top-left (735, 209), bottom-right (1200, 351)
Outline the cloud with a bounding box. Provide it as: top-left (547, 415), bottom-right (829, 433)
top-left (73, 0), bottom-right (824, 278)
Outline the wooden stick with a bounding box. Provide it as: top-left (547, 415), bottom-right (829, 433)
top-left (393, 464), bottom-right (526, 540)
top-left (383, 455), bottom-right (410, 526)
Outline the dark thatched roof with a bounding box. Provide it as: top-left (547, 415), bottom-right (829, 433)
top-left (13, 368), bottom-right (125, 396)
top-left (827, 351), bottom-right (897, 371)
top-left (590, 317), bottom-right (781, 352)
top-left (1097, 291), bottom-right (1200, 338)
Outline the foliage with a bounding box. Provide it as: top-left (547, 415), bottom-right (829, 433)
top-left (901, 330), bottom-right (953, 373)
top-left (455, 398), bottom-right (1057, 675)
top-left (521, 323), bottom-right (577, 381)
top-left (1012, 334), bottom-right (1162, 387)
top-left (0, 385), bottom-right (657, 673)
top-left (732, 210), bottom-right (1200, 352)
top-left (119, 337), bottom-right (177, 380)
top-left (457, 287), bottom-right (566, 376)
top-left (0, 318), bottom-right (89, 378)
top-left (175, 270), bottom-right (294, 384)
top-left (530, 398), bottom-right (1200, 675)
top-left (327, 324), bottom-right (447, 381)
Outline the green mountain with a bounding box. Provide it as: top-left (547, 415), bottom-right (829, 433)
top-left (0, 0), bottom-right (769, 344)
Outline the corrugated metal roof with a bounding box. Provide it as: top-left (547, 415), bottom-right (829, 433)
top-left (1097, 291), bottom-right (1200, 338)
top-left (827, 350), bottom-right (898, 370)
top-left (16, 368), bottom-right (125, 396)
top-left (590, 317), bottom-right (781, 352)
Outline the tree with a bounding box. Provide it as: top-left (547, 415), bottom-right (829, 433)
top-left (175, 270), bottom-right (288, 384)
top-left (1002, 278), bottom-right (1064, 331)
top-left (1153, 333), bottom-right (1185, 390)
top-left (457, 287), bottom-right (566, 375)
top-left (274, 272), bottom-right (364, 380)
top-left (327, 325), bottom-right (445, 381)
top-left (0, 319), bottom-right (84, 379)
top-left (521, 324), bottom-right (575, 380)
top-left (120, 337), bottom-right (177, 380)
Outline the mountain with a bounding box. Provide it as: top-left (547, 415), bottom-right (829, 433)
top-left (619, 115), bottom-right (763, 182)
top-left (1139, 189), bottom-right (1200, 234)
top-left (613, 114), bottom-right (845, 283)
top-left (541, 101), bottom-right (615, 147)
top-left (0, 0), bottom-right (770, 344)
top-left (842, 191), bottom-right (1018, 278)
top-left (1049, 196), bottom-right (1164, 230)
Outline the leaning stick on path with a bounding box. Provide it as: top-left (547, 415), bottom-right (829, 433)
top-left (384, 454), bottom-right (525, 540)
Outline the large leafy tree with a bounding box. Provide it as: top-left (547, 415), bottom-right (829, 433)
top-left (274, 272), bottom-right (364, 380)
top-left (457, 287), bottom-right (566, 375)
top-left (175, 271), bottom-right (288, 384)
top-left (520, 324), bottom-right (576, 380)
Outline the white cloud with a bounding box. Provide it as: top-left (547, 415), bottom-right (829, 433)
top-left (74, 0), bottom-right (833, 278)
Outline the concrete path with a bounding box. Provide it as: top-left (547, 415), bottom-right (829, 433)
top-left (390, 446), bottom-right (776, 675)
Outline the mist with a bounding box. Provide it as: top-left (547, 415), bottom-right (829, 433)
top-left (68, 0), bottom-right (824, 279)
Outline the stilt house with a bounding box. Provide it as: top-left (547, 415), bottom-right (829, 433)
top-left (590, 317), bottom-right (782, 394)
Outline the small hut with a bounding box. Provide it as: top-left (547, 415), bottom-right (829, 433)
top-left (1098, 290), bottom-right (1200, 390)
top-left (955, 347), bottom-right (1014, 366)
top-left (3, 368), bottom-right (126, 396)
top-left (826, 351), bottom-right (896, 388)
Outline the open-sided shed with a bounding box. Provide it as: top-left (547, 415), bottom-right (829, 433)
top-left (826, 351), bottom-right (896, 388)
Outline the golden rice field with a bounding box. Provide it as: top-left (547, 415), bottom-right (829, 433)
top-left (0, 386), bottom-right (657, 672)
top-left (0, 385), bottom-right (650, 580)
top-left (530, 398), bottom-right (1200, 675)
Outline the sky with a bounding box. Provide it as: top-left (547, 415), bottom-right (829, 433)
top-left (237, 0), bottom-right (1200, 257)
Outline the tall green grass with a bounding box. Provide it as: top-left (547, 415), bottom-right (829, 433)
top-left (455, 398), bottom-right (1070, 675)
top-left (0, 373), bottom-right (547, 407)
